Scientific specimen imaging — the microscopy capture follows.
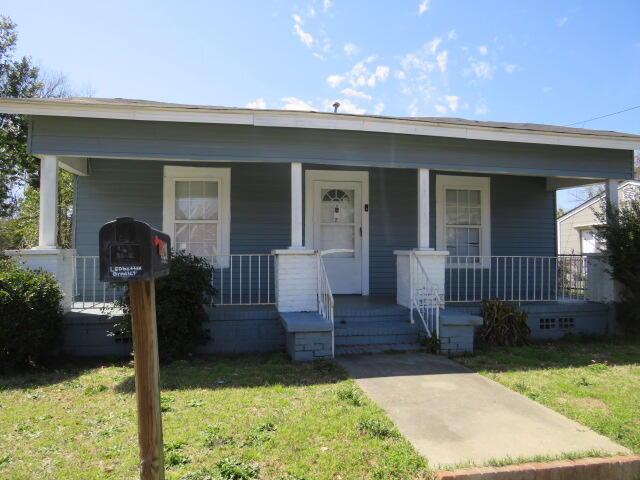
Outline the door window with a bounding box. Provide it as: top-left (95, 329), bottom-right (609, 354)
top-left (320, 188), bottom-right (355, 257)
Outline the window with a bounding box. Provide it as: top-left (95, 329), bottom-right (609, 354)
top-left (163, 166), bottom-right (230, 266)
top-left (320, 188), bottom-right (355, 257)
top-left (580, 229), bottom-right (602, 254)
top-left (558, 317), bottom-right (574, 330)
top-left (539, 318), bottom-right (556, 330)
top-left (436, 175), bottom-right (490, 263)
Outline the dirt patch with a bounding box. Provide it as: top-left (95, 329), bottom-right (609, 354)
top-left (562, 396), bottom-right (610, 413)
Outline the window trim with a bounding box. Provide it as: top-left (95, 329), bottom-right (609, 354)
top-left (163, 166), bottom-right (231, 265)
top-left (436, 175), bottom-right (491, 264)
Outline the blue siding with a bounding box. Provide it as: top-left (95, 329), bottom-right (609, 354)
top-left (75, 160), bottom-right (556, 298)
top-left (32, 116), bottom-right (634, 179)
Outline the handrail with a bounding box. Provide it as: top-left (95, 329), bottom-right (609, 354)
top-left (409, 251), bottom-right (442, 340)
top-left (316, 249), bottom-right (351, 358)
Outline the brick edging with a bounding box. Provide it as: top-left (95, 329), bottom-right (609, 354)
top-left (437, 455), bottom-right (640, 479)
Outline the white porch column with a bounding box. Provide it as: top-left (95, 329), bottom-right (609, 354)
top-left (290, 162), bottom-right (303, 248)
top-left (417, 168), bottom-right (430, 250)
top-left (38, 155), bottom-right (59, 249)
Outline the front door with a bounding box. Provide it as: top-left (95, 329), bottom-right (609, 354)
top-left (305, 170), bottom-right (369, 294)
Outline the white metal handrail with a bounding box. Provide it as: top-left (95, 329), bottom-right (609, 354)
top-left (409, 252), bottom-right (442, 339)
top-left (316, 249), bottom-right (352, 358)
top-left (72, 255), bottom-right (123, 310)
top-left (445, 255), bottom-right (588, 303)
top-left (212, 254), bottom-right (275, 306)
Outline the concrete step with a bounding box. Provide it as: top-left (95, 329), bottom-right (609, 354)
top-left (335, 333), bottom-right (421, 346)
top-left (334, 313), bottom-right (410, 324)
top-left (335, 343), bottom-right (424, 356)
top-left (334, 322), bottom-right (419, 336)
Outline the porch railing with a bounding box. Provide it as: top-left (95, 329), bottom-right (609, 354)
top-left (410, 252), bottom-right (442, 338)
top-left (73, 255), bottom-right (123, 309)
top-left (444, 255), bottom-right (588, 303)
top-left (72, 253), bottom-right (275, 309)
top-left (212, 254), bottom-right (275, 306)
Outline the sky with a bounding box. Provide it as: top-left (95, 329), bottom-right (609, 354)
top-left (3, 0), bottom-right (639, 210)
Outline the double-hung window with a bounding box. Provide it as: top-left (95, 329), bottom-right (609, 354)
top-left (163, 166), bottom-right (230, 266)
top-left (436, 175), bottom-right (490, 264)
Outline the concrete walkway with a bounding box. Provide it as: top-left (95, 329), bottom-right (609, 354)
top-left (338, 353), bottom-right (629, 468)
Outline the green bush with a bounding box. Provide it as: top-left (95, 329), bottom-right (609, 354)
top-left (595, 200), bottom-right (640, 334)
top-left (479, 299), bottom-right (530, 347)
top-left (111, 251), bottom-right (216, 362)
top-left (0, 257), bottom-right (63, 369)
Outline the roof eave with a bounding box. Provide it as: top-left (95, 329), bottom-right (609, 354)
top-left (1, 98), bottom-right (639, 151)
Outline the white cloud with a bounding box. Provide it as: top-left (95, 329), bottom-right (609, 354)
top-left (447, 29), bottom-right (458, 40)
top-left (327, 98), bottom-right (366, 114)
top-left (475, 102), bottom-right (488, 115)
top-left (418, 0), bottom-right (430, 15)
top-left (293, 23), bottom-right (314, 47)
top-left (282, 97), bottom-right (315, 111)
top-left (326, 74), bottom-right (345, 88)
top-left (292, 13), bottom-right (303, 24)
top-left (394, 70), bottom-right (406, 79)
top-left (246, 98), bottom-right (266, 109)
top-left (445, 95), bottom-right (459, 112)
top-left (470, 60), bottom-right (494, 79)
top-left (436, 50), bottom-right (448, 72)
top-left (344, 43), bottom-right (360, 56)
top-left (323, 0), bottom-right (332, 12)
top-left (369, 65), bottom-right (390, 86)
top-left (435, 104), bottom-right (447, 114)
top-left (478, 45), bottom-right (488, 55)
top-left (373, 101), bottom-right (384, 115)
top-left (556, 17), bottom-right (568, 27)
top-left (426, 37), bottom-right (442, 54)
top-left (408, 101), bottom-right (419, 117)
top-left (504, 63), bottom-right (517, 74)
top-left (340, 88), bottom-right (372, 100)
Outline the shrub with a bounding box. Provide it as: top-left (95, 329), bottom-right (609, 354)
top-left (111, 251), bottom-right (216, 363)
top-left (0, 257), bottom-right (63, 369)
top-left (479, 299), bottom-right (530, 347)
top-left (595, 200), bottom-right (640, 334)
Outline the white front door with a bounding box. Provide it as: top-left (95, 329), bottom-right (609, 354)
top-left (305, 171), bottom-right (369, 294)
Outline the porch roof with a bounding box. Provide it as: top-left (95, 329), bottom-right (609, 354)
top-left (1, 97), bottom-right (639, 151)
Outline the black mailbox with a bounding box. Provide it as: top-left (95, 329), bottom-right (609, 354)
top-left (99, 217), bottom-right (170, 283)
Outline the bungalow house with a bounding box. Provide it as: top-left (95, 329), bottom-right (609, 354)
top-left (557, 180), bottom-right (640, 255)
top-left (2, 98), bottom-right (639, 360)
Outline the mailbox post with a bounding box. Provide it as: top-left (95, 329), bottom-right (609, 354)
top-left (99, 217), bottom-right (170, 480)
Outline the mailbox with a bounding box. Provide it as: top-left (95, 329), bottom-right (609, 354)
top-left (99, 217), bottom-right (171, 283)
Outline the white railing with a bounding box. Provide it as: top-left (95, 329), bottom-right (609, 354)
top-left (72, 253), bottom-right (275, 309)
top-left (445, 255), bottom-right (588, 303)
top-left (317, 253), bottom-right (335, 357)
top-left (73, 255), bottom-right (123, 310)
top-left (410, 252), bottom-right (442, 339)
top-left (212, 254), bottom-right (275, 306)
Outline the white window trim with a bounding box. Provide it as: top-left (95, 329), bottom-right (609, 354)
top-left (163, 166), bottom-right (231, 266)
top-left (436, 174), bottom-right (491, 265)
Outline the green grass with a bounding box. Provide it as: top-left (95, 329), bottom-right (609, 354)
top-left (457, 336), bottom-right (640, 454)
top-left (0, 354), bottom-right (432, 479)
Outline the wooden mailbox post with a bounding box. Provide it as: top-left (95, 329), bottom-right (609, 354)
top-left (99, 217), bottom-right (171, 480)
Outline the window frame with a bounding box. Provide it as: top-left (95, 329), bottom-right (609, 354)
top-left (163, 166), bottom-right (231, 266)
top-left (436, 174), bottom-right (491, 267)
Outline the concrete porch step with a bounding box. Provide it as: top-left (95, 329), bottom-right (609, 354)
top-left (334, 322), bottom-right (419, 336)
top-left (335, 333), bottom-right (421, 346)
top-left (334, 313), bottom-right (410, 324)
top-left (335, 343), bottom-right (423, 355)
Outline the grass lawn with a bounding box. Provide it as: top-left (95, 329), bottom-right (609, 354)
top-left (457, 336), bottom-right (640, 455)
top-left (0, 354), bottom-right (432, 480)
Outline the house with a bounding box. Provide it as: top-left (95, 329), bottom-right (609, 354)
top-left (557, 180), bottom-right (640, 254)
top-left (2, 97), bottom-right (639, 360)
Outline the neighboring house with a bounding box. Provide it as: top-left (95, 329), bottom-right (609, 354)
top-left (2, 97), bottom-right (639, 359)
top-left (557, 180), bottom-right (640, 254)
